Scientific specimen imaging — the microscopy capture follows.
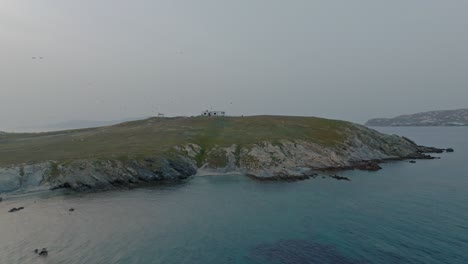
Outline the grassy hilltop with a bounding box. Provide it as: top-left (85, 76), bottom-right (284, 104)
top-left (0, 116), bottom-right (352, 166)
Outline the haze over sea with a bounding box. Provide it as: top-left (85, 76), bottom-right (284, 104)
top-left (1, 127), bottom-right (467, 264)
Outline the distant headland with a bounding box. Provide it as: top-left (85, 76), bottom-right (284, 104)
top-left (366, 109), bottom-right (468, 127)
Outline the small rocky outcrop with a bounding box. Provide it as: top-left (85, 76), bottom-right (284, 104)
top-left (352, 161), bottom-right (382, 171)
top-left (247, 172), bottom-right (318, 182)
top-left (34, 248), bottom-right (48, 257)
top-left (446, 148), bottom-right (454, 152)
top-left (8, 207), bottom-right (24, 213)
top-left (330, 175), bottom-right (350, 181)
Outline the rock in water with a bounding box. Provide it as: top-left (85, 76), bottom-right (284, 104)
top-left (409, 160), bottom-right (416, 163)
top-left (446, 148), bottom-right (454, 152)
top-left (330, 175), bottom-right (350, 181)
top-left (38, 248), bottom-right (48, 256)
top-left (69, 208), bottom-right (75, 212)
top-left (354, 161), bottom-right (382, 171)
top-left (8, 207), bottom-right (24, 213)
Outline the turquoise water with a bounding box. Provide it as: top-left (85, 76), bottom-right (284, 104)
top-left (0, 127), bottom-right (467, 264)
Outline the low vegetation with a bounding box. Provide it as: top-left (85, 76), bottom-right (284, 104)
top-left (0, 116), bottom-right (353, 166)
top-left (204, 149), bottom-right (229, 168)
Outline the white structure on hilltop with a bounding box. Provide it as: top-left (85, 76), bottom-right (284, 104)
top-left (201, 110), bottom-right (226, 117)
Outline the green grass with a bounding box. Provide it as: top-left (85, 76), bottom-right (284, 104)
top-left (0, 116), bottom-right (353, 166)
top-left (204, 148), bottom-right (229, 168)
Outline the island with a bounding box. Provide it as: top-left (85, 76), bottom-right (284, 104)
top-left (366, 109), bottom-right (468, 126)
top-left (0, 116), bottom-right (445, 193)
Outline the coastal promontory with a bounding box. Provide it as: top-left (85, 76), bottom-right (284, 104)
top-left (0, 116), bottom-right (444, 193)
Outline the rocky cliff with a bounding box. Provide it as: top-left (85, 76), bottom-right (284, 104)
top-left (192, 124), bottom-right (443, 180)
top-left (0, 158), bottom-right (197, 193)
top-left (366, 109), bottom-right (468, 126)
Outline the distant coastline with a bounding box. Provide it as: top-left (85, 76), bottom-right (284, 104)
top-left (366, 109), bottom-right (468, 127)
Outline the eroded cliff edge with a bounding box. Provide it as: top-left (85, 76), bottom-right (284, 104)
top-left (0, 119), bottom-right (444, 194)
top-left (191, 124), bottom-right (443, 179)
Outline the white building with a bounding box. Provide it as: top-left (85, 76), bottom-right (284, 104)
top-left (201, 110), bottom-right (226, 117)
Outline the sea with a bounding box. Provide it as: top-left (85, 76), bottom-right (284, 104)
top-left (0, 127), bottom-right (467, 264)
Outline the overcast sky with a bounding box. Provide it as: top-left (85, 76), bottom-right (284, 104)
top-left (1, 0), bottom-right (467, 131)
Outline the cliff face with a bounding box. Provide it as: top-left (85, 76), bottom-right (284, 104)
top-left (0, 158), bottom-right (197, 193)
top-left (197, 124), bottom-right (441, 179)
top-left (0, 124), bottom-right (443, 194)
top-left (366, 109), bottom-right (468, 126)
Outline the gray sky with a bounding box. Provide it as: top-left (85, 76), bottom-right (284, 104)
top-left (1, 0), bottom-right (467, 131)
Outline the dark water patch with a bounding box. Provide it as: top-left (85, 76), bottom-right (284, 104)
top-left (249, 239), bottom-right (366, 264)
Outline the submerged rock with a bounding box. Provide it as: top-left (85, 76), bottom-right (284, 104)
top-left (353, 161), bottom-right (382, 171)
top-left (446, 148), bottom-right (454, 152)
top-left (250, 239), bottom-right (365, 264)
top-left (330, 175), bottom-right (350, 181)
top-left (247, 172), bottom-right (317, 182)
top-left (69, 208), bottom-right (75, 212)
top-left (409, 160), bottom-right (416, 164)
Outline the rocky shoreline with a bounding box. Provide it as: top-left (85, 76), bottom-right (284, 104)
top-left (0, 123), bottom-right (448, 195)
top-left (246, 149), bottom-right (444, 182)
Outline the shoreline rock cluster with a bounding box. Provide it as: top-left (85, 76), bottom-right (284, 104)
top-left (194, 125), bottom-right (445, 181)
